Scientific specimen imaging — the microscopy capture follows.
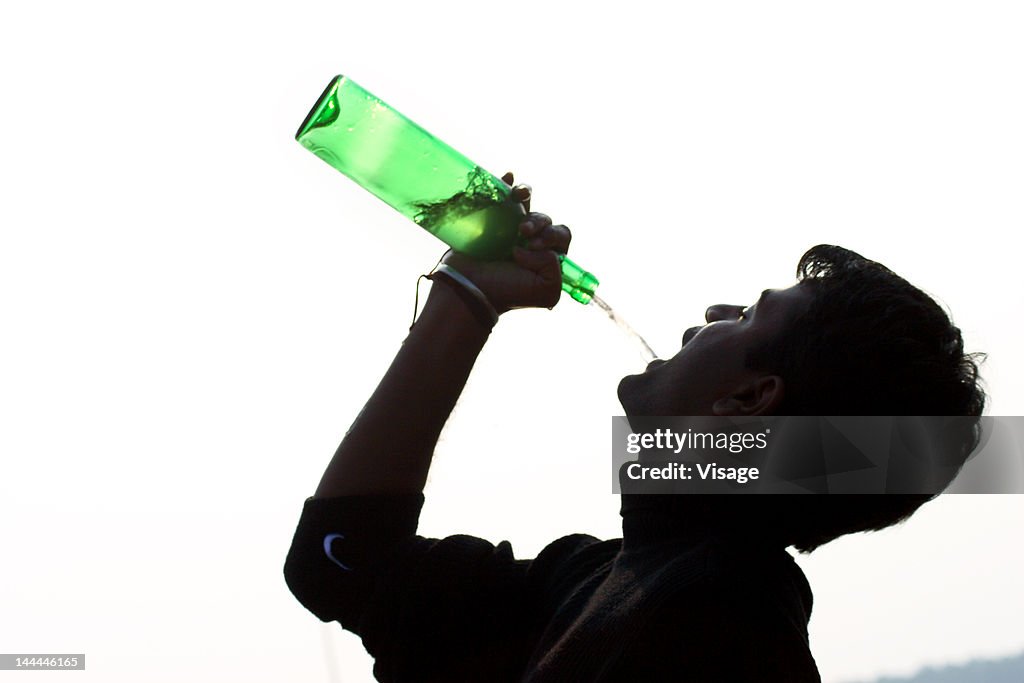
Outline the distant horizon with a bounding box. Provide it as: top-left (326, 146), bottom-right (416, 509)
top-left (843, 648), bottom-right (1024, 683)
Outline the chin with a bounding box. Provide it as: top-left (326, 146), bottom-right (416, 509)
top-left (616, 374), bottom-right (635, 413)
top-left (617, 373), bottom-right (649, 417)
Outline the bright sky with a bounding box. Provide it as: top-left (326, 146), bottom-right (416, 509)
top-left (2, 2), bottom-right (1023, 682)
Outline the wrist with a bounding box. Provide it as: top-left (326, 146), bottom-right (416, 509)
top-left (419, 278), bottom-right (494, 343)
top-left (427, 265), bottom-right (500, 330)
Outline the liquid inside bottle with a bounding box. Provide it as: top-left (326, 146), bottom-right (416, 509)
top-left (408, 166), bottom-right (524, 261)
top-left (295, 75), bottom-right (600, 303)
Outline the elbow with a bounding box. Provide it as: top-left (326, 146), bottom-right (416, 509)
top-left (283, 529), bottom-right (376, 627)
top-left (283, 541), bottom-right (339, 623)
top-left (283, 493), bottom-right (424, 626)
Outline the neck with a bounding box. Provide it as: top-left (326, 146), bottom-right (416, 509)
top-left (620, 494), bottom-right (787, 550)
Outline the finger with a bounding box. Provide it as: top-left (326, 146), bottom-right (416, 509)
top-left (528, 224), bottom-right (572, 254)
top-left (512, 245), bottom-right (558, 271)
top-left (511, 183), bottom-right (532, 213)
top-left (519, 212), bottom-right (552, 237)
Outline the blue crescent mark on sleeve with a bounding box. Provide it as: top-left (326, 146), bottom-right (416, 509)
top-left (323, 533), bottom-right (353, 571)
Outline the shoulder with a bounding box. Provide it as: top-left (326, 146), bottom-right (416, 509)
top-left (660, 541), bottom-right (816, 657)
top-left (704, 540), bottom-right (815, 622)
top-left (530, 534), bottom-right (620, 575)
top-left (525, 534), bottom-right (621, 602)
top-left (616, 544), bottom-right (819, 682)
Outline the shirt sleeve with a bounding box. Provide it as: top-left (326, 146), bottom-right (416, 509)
top-left (283, 494), bottom-right (603, 682)
top-left (283, 494), bottom-right (426, 627)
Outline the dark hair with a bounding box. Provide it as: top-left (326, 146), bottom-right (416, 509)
top-left (746, 245), bottom-right (987, 552)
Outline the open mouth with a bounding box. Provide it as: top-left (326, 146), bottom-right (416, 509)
top-left (646, 359), bottom-right (667, 372)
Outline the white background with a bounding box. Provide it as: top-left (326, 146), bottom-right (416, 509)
top-left (1, 1), bottom-right (1022, 681)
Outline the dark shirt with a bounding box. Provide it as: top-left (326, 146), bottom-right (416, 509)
top-left (284, 494), bottom-right (821, 682)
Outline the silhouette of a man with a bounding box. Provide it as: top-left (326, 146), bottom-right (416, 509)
top-left (285, 176), bottom-right (985, 681)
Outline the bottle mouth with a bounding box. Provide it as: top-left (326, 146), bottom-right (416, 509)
top-left (559, 255), bottom-right (599, 304)
top-left (295, 75), bottom-right (344, 140)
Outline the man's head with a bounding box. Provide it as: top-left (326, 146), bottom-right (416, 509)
top-left (619, 244), bottom-right (984, 422)
top-left (617, 244), bottom-right (987, 552)
top-left (617, 282), bottom-right (814, 417)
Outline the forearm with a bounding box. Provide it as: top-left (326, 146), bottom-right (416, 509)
top-left (313, 282), bottom-right (491, 498)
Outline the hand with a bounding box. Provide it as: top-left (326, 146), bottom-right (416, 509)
top-left (440, 171), bottom-right (572, 315)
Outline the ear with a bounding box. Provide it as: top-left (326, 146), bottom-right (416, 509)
top-left (712, 375), bottom-right (785, 416)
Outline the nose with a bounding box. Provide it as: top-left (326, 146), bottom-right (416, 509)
top-left (705, 304), bottom-right (745, 323)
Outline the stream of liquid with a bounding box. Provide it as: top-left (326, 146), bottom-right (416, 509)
top-left (589, 294), bottom-right (659, 364)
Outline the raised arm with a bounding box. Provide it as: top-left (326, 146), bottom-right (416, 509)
top-left (312, 176), bottom-right (571, 498)
top-left (286, 182), bottom-right (575, 645)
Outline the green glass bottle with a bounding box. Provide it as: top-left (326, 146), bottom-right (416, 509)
top-left (295, 75), bottom-right (599, 304)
